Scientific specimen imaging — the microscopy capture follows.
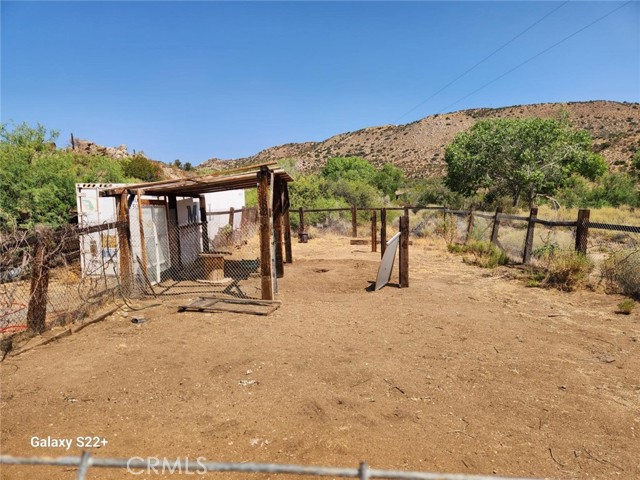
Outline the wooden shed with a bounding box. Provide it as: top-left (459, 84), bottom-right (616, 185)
top-left (100, 163), bottom-right (293, 301)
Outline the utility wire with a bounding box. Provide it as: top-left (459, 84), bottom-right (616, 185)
top-left (396, 1), bottom-right (569, 122)
top-left (437, 1), bottom-right (632, 114)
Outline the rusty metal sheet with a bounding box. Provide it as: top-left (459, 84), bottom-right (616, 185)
top-left (374, 232), bottom-right (401, 291)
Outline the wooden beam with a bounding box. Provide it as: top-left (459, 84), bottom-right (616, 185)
top-left (523, 207), bottom-right (538, 264)
top-left (258, 167), bottom-right (274, 300)
top-left (371, 210), bottom-right (377, 253)
top-left (351, 205), bottom-right (357, 237)
top-left (575, 209), bottom-right (590, 255)
top-left (380, 208), bottom-right (387, 258)
top-left (399, 214), bottom-right (409, 288)
top-left (282, 182), bottom-right (293, 263)
top-left (199, 195), bottom-right (210, 254)
top-left (273, 177), bottom-right (284, 278)
top-left (136, 190), bottom-right (149, 291)
top-left (115, 192), bottom-right (133, 294)
top-left (27, 231), bottom-right (50, 333)
top-left (167, 195), bottom-right (182, 273)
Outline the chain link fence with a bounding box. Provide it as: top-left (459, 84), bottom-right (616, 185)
top-left (128, 204), bottom-right (263, 299)
top-left (0, 453), bottom-right (540, 480)
top-left (0, 223), bottom-right (121, 340)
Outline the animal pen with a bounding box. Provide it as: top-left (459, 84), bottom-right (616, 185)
top-left (98, 163), bottom-right (293, 302)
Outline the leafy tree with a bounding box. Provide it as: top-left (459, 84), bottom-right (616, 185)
top-left (374, 163), bottom-right (404, 198)
top-left (444, 118), bottom-right (608, 208)
top-left (123, 154), bottom-right (162, 181)
top-left (0, 123), bottom-right (77, 227)
top-left (321, 156), bottom-right (377, 183)
top-left (183, 162), bottom-right (193, 171)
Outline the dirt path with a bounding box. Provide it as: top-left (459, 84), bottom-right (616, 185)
top-left (1, 236), bottom-right (639, 479)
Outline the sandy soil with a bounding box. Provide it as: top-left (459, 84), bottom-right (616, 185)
top-left (1, 236), bottom-right (639, 479)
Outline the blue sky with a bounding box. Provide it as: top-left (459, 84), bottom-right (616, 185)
top-left (1, 1), bottom-right (638, 165)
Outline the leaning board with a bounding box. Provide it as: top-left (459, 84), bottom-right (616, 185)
top-left (374, 232), bottom-right (401, 291)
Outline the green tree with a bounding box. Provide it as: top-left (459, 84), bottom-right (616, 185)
top-left (445, 118), bottom-right (608, 208)
top-left (374, 163), bottom-right (404, 198)
top-left (0, 123), bottom-right (77, 227)
top-left (123, 154), bottom-right (162, 181)
top-left (321, 157), bottom-right (377, 183)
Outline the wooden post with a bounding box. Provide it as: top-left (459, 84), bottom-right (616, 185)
top-left (167, 195), bottom-right (182, 274)
top-left (115, 192), bottom-right (133, 294)
top-left (351, 205), bottom-right (357, 237)
top-left (258, 167), bottom-right (274, 300)
top-left (70, 133), bottom-right (75, 150)
top-left (27, 231), bottom-right (50, 334)
top-left (299, 207), bottom-right (305, 233)
top-left (399, 214), bottom-right (409, 288)
top-left (522, 207), bottom-right (538, 264)
top-left (490, 207), bottom-right (503, 246)
top-left (282, 183), bottom-right (293, 263)
top-left (240, 206), bottom-right (247, 228)
top-left (136, 190), bottom-right (149, 287)
top-left (404, 206), bottom-right (409, 217)
top-left (199, 195), bottom-right (210, 254)
top-left (575, 208), bottom-right (590, 255)
top-left (371, 210), bottom-right (377, 253)
top-left (380, 208), bottom-right (387, 258)
top-left (465, 207), bottom-right (475, 244)
top-left (228, 207), bottom-right (235, 227)
top-left (273, 179), bottom-right (284, 279)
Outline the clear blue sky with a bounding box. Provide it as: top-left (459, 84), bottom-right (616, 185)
top-left (1, 1), bottom-right (638, 165)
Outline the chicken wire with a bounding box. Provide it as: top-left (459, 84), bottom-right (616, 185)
top-left (0, 225), bottom-right (119, 337)
top-left (128, 202), bottom-right (263, 300)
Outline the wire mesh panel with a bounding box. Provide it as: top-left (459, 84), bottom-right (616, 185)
top-left (128, 200), bottom-right (263, 300)
top-left (494, 214), bottom-right (528, 262)
top-left (587, 222), bottom-right (640, 296)
top-left (0, 225), bottom-right (120, 337)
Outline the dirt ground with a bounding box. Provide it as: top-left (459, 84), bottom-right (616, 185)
top-left (1, 236), bottom-right (639, 479)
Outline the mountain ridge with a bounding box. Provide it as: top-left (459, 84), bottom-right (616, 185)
top-left (199, 100), bottom-right (640, 178)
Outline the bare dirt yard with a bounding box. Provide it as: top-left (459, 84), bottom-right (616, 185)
top-left (1, 236), bottom-right (639, 479)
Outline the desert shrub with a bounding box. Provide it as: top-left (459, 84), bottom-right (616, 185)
top-left (122, 154), bottom-right (162, 181)
top-left (601, 249), bottom-right (640, 297)
top-left (616, 299), bottom-right (635, 314)
top-left (447, 240), bottom-right (509, 268)
top-left (542, 250), bottom-right (593, 291)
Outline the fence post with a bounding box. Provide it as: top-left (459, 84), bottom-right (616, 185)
top-left (283, 209), bottom-right (293, 263)
top-left (575, 208), bottom-right (590, 255)
top-left (298, 207), bottom-right (305, 237)
top-left (27, 231), bottom-right (50, 334)
top-left (399, 214), bottom-right (409, 288)
top-left (371, 211), bottom-right (377, 253)
top-left (465, 207), bottom-right (475, 244)
top-left (115, 192), bottom-right (133, 294)
top-left (522, 207), bottom-right (538, 264)
top-left (490, 207), bottom-right (503, 246)
top-left (351, 205), bottom-right (357, 237)
top-left (258, 167), bottom-right (274, 300)
top-left (228, 207), bottom-right (235, 227)
top-left (200, 195), bottom-right (210, 254)
top-left (380, 208), bottom-right (387, 258)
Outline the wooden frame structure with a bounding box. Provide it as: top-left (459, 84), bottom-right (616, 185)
top-left (101, 163), bottom-right (293, 300)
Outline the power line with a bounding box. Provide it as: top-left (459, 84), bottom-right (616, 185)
top-left (437, 1), bottom-right (633, 115)
top-left (396, 1), bottom-right (569, 122)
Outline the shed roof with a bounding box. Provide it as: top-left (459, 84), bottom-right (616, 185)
top-left (99, 162), bottom-right (293, 197)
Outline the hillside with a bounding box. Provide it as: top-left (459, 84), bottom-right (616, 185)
top-left (199, 101), bottom-right (640, 178)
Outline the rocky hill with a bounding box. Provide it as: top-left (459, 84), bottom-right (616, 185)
top-left (199, 100), bottom-right (640, 178)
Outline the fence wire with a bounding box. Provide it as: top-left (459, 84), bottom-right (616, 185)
top-left (0, 453), bottom-right (540, 480)
top-left (128, 204), bottom-right (262, 300)
top-left (0, 225), bottom-right (119, 338)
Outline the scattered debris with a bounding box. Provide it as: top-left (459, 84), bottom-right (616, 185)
top-left (239, 380), bottom-right (257, 387)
